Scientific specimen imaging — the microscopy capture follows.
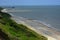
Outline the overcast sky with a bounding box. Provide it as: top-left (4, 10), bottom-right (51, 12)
top-left (0, 0), bottom-right (60, 6)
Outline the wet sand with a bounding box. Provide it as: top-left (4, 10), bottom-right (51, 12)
top-left (1, 9), bottom-right (60, 40)
top-left (11, 16), bottom-right (60, 40)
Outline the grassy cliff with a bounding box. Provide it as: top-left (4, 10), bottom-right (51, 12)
top-left (0, 7), bottom-right (47, 40)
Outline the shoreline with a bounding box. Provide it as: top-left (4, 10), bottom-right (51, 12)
top-left (2, 8), bottom-right (60, 40)
top-left (11, 16), bottom-right (60, 40)
top-left (1, 8), bottom-right (60, 31)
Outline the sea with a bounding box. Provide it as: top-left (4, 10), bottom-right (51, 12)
top-left (4, 6), bottom-right (60, 30)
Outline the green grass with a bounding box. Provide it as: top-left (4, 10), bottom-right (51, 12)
top-left (0, 8), bottom-right (47, 40)
top-left (0, 23), bottom-right (47, 40)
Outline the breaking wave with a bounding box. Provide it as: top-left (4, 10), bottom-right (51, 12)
top-left (6, 9), bottom-right (32, 12)
top-left (10, 13), bottom-right (59, 31)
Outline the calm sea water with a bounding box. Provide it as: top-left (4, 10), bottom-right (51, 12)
top-left (5, 6), bottom-right (60, 30)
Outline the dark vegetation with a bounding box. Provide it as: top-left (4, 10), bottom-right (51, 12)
top-left (0, 7), bottom-right (47, 40)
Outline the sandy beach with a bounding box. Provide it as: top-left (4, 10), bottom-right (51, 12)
top-left (11, 16), bottom-right (60, 40)
top-left (2, 9), bottom-right (60, 40)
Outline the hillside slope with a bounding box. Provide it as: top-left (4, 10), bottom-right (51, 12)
top-left (0, 7), bottom-right (47, 40)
